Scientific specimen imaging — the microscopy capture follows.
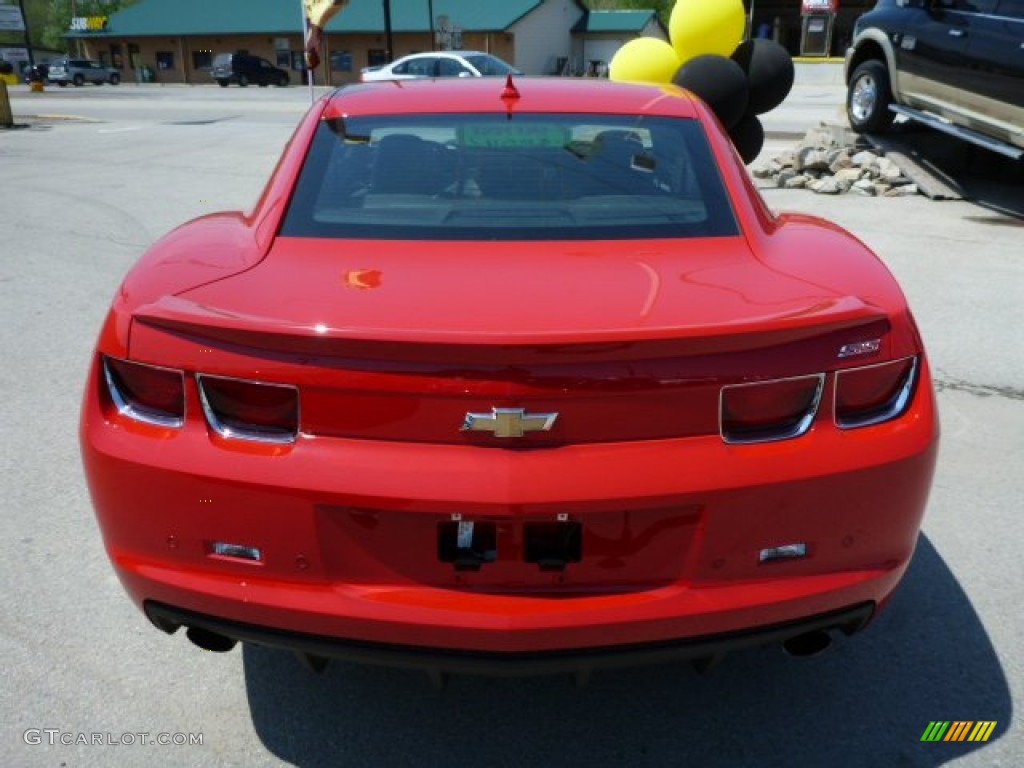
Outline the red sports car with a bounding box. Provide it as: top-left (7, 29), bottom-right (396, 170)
top-left (80, 77), bottom-right (938, 681)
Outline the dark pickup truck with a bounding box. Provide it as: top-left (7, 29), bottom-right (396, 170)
top-left (845, 0), bottom-right (1024, 159)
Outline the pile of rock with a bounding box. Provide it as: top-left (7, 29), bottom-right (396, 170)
top-left (752, 125), bottom-right (920, 197)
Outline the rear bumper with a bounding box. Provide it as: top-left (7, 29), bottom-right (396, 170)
top-left (82, 352), bottom-right (938, 657)
top-left (145, 599), bottom-right (875, 676)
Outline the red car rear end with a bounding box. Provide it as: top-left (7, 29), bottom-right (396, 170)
top-left (81, 78), bottom-right (938, 677)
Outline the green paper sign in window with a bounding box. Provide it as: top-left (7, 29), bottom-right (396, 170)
top-left (457, 124), bottom-right (571, 149)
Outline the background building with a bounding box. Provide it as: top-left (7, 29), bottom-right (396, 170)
top-left (572, 10), bottom-right (667, 77)
top-left (63, 0), bottom-right (876, 86)
top-left (65, 0), bottom-right (605, 85)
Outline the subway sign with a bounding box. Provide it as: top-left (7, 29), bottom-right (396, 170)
top-left (69, 17), bottom-right (109, 32)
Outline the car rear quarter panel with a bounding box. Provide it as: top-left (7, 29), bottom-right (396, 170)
top-left (751, 212), bottom-right (920, 353)
top-left (109, 93), bottom-right (326, 318)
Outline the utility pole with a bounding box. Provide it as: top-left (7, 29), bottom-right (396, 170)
top-left (299, 1), bottom-right (315, 104)
top-left (70, 0), bottom-right (82, 56)
top-left (382, 0), bottom-right (393, 62)
top-left (17, 0), bottom-right (34, 67)
top-left (428, 0), bottom-right (435, 51)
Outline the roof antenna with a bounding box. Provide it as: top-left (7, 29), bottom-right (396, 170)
top-left (500, 73), bottom-right (520, 102)
top-left (501, 73), bottom-right (520, 120)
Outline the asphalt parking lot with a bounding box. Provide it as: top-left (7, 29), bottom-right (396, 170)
top-left (1, 76), bottom-right (1021, 767)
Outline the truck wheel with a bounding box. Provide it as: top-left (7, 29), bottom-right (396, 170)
top-left (217, 79), bottom-right (229, 87)
top-left (109, 73), bottom-right (120, 85)
top-left (847, 60), bottom-right (895, 133)
top-left (73, 74), bottom-right (84, 87)
top-left (238, 74), bottom-right (249, 87)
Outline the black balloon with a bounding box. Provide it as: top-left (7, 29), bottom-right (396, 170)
top-left (731, 39), bottom-right (795, 116)
top-left (729, 112), bottom-right (764, 165)
top-left (672, 54), bottom-right (749, 130)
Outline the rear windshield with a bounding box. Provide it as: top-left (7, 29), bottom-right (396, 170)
top-left (280, 113), bottom-right (739, 241)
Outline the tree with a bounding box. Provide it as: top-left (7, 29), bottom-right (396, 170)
top-left (0, 0), bottom-right (137, 53)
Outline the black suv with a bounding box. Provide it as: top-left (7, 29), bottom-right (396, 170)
top-left (845, 0), bottom-right (1024, 159)
top-left (211, 53), bottom-right (289, 88)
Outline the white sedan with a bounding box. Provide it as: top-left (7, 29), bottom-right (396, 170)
top-left (361, 51), bottom-right (519, 82)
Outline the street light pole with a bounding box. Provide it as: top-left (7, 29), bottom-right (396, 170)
top-left (299, 0), bottom-right (315, 104)
top-left (382, 0), bottom-right (394, 62)
top-left (18, 0), bottom-right (35, 67)
top-left (71, 0), bottom-right (86, 56)
top-left (428, 0), bottom-right (435, 51)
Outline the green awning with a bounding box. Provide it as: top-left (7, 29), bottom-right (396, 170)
top-left (69, 0), bottom-right (548, 37)
top-left (573, 10), bottom-right (657, 34)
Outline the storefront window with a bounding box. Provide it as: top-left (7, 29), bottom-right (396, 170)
top-left (330, 51), bottom-right (352, 71)
top-left (156, 51), bottom-right (175, 71)
top-left (192, 49), bottom-right (213, 70)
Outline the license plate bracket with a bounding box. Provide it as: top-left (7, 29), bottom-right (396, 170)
top-left (524, 521), bottom-right (582, 571)
top-left (437, 521), bottom-right (497, 571)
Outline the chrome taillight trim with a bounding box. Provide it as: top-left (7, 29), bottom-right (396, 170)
top-left (834, 355), bottom-right (919, 430)
top-left (101, 356), bottom-right (185, 429)
top-left (196, 373), bottom-right (300, 444)
top-left (719, 373), bottom-right (826, 445)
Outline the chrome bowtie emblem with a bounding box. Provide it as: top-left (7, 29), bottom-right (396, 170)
top-left (461, 407), bottom-right (558, 438)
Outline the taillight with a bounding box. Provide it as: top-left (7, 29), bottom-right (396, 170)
top-left (720, 374), bottom-right (824, 444)
top-left (102, 356), bottom-right (185, 428)
top-left (835, 356), bottom-right (917, 429)
top-left (197, 375), bottom-right (299, 443)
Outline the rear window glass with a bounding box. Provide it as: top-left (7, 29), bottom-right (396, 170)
top-left (464, 54), bottom-right (515, 76)
top-left (394, 58), bottom-right (435, 77)
top-left (280, 113), bottom-right (739, 241)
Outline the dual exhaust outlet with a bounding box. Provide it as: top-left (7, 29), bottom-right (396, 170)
top-left (182, 625), bottom-right (835, 668)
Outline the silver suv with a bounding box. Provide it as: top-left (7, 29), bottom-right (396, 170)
top-left (48, 59), bottom-right (121, 87)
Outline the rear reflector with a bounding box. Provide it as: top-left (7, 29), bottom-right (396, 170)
top-left (102, 356), bottom-right (185, 428)
top-left (835, 356), bottom-right (917, 429)
top-left (210, 541), bottom-right (263, 562)
top-left (759, 542), bottom-right (808, 563)
top-left (197, 375), bottom-right (299, 443)
top-left (720, 374), bottom-right (824, 444)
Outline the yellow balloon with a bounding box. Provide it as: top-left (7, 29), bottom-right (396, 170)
top-left (608, 37), bottom-right (681, 84)
top-left (670, 0), bottom-right (746, 64)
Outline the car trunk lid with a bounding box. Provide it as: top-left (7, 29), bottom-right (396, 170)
top-left (129, 237), bottom-right (890, 445)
